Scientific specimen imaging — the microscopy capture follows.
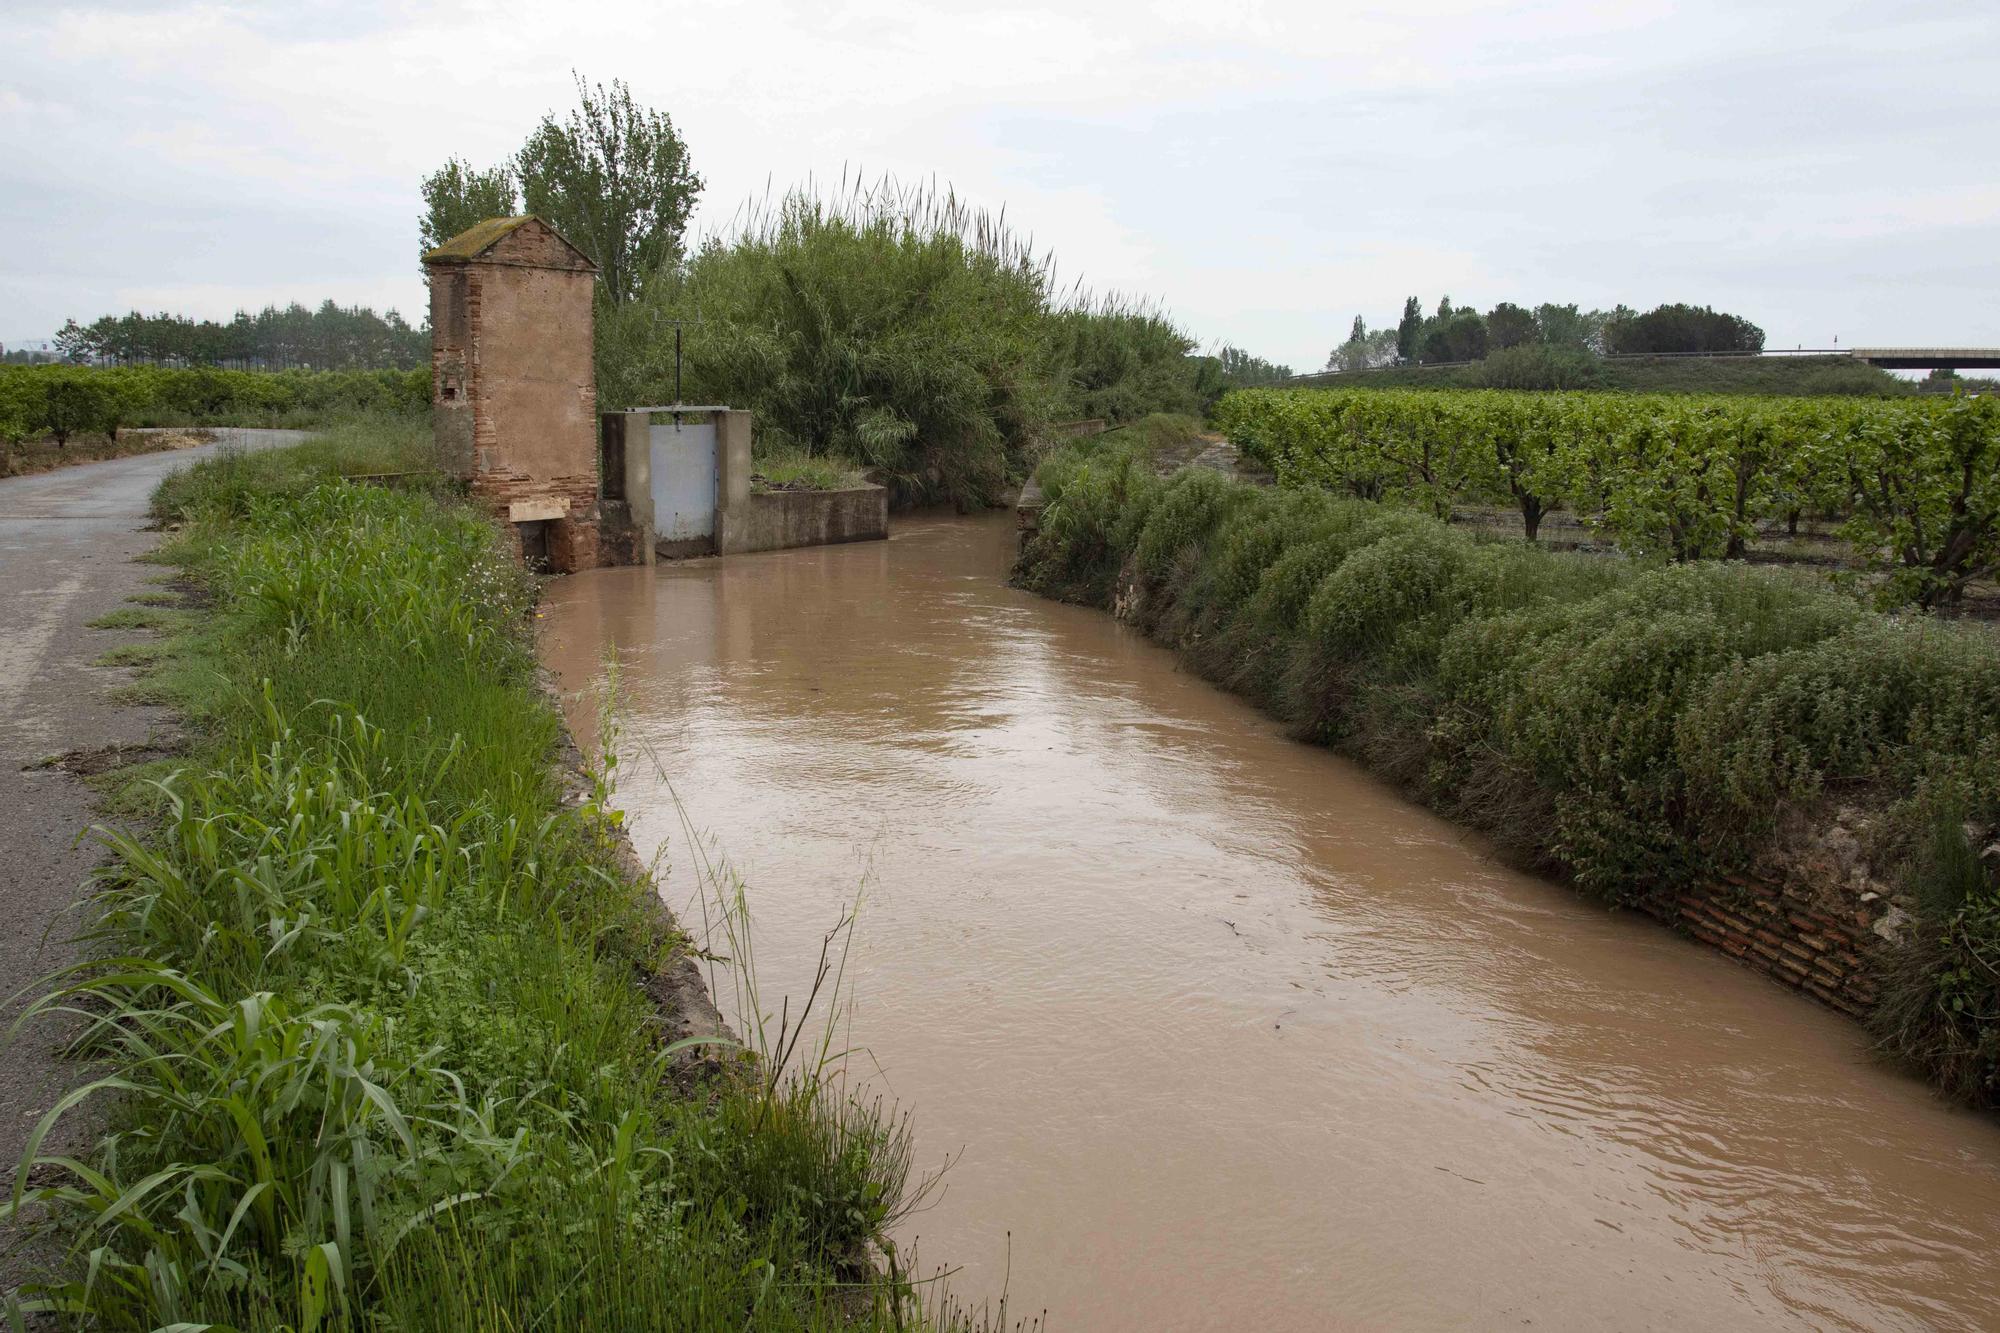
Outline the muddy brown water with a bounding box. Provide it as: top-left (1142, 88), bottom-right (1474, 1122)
top-left (538, 512), bottom-right (2000, 1331)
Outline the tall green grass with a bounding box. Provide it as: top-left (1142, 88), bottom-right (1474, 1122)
top-left (1017, 430), bottom-right (2000, 1104)
top-left (149, 414), bottom-right (443, 525)
top-left (5, 425), bottom-right (999, 1329)
top-left (752, 444), bottom-right (867, 493)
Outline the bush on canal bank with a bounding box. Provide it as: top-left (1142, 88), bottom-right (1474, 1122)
top-left (1017, 426), bottom-right (2000, 1106)
top-left (5, 421), bottom-right (983, 1329)
top-left (0, 364), bottom-right (430, 436)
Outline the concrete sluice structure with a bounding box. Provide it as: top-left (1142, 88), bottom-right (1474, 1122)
top-left (598, 408), bottom-right (887, 563)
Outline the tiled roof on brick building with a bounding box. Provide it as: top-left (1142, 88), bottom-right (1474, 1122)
top-left (422, 215), bottom-right (596, 269)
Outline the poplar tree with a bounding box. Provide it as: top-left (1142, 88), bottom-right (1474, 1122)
top-left (514, 74), bottom-right (704, 305)
top-left (419, 158), bottom-right (519, 269)
top-left (1395, 297), bottom-right (1423, 360)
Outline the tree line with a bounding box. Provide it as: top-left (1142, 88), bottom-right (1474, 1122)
top-left (52, 302), bottom-right (430, 371)
top-left (1328, 299), bottom-right (1766, 373)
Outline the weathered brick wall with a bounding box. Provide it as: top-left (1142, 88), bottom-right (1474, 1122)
top-left (426, 218), bottom-right (602, 572)
top-left (467, 262), bottom-right (596, 485)
top-left (1645, 874), bottom-right (1884, 1018)
top-left (428, 267), bottom-right (477, 475)
top-left (481, 222), bottom-right (593, 274)
top-left (473, 471), bottom-right (601, 570)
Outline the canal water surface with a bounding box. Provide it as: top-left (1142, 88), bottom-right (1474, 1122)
top-left (538, 512), bottom-right (2000, 1331)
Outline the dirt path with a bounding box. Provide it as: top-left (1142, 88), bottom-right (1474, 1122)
top-left (1149, 428), bottom-right (1276, 484)
top-left (0, 428), bottom-right (300, 1297)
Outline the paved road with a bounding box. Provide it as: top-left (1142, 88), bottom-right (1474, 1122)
top-left (0, 429), bottom-right (301, 1295)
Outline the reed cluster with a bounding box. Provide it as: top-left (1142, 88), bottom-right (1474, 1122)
top-left (598, 176), bottom-right (1213, 509)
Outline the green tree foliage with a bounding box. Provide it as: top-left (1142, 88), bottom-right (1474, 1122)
top-left (0, 364), bottom-right (428, 433)
top-left (1486, 302), bottom-right (1538, 351)
top-left (48, 303), bottom-right (428, 370)
top-left (1475, 344), bottom-right (1602, 391)
top-left (1215, 385), bottom-right (2000, 607)
top-left (1569, 401), bottom-right (1790, 561)
top-left (1533, 303), bottom-right (1608, 353)
top-left (37, 370), bottom-right (121, 446)
top-left (1301, 352), bottom-right (1906, 397)
top-left (1418, 307), bottom-right (1488, 363)
top-left (1345, 299), bottom-right (1772, 373)
top-left (419, 156), bottom-right (520, 266)
top-left (1213, 344), bottom-right (1294, 389)
top-left (1395, 296), bottom-right (1424, 360)
top-left (1822, 392), bottom-right (2000, 609)
top-left (597, 180), bottom-right (1216, 509)
top-left (1326, 319), bottom-right (1399, 373)
top-left (1606, 303), bottom-right (1765, 355)
top-left (515, 74), bottom-right (703, 306)
top-left (0, 387), bottom-right (27, 474)
top-left (601, 183), bottom-right (1048, 506)
top-left (52, 319), bottom-right (93, 363)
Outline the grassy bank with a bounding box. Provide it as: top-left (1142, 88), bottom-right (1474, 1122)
top-left (5, 419), bottom-right (978, 1329)
top-left (1018, 424), bottom-right (2000, 1105)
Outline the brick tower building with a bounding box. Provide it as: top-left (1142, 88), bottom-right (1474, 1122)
top-left (423, 215), bottom-right (600, 571)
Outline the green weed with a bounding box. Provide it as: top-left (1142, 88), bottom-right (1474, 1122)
top-left (91, 642), bottom-right (170, 668)
top-left (753, 445), bottom-right (867, 493)
top-left (86, 608), bottom-right (182, 631)
top-left (6, 422), bottom-right (1001, 1329)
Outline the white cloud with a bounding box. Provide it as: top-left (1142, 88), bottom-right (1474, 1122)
top-left (2, 0), bottom-right (1997, 364)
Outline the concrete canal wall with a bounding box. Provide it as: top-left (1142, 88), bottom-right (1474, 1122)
top-left (721, 484), bottom-right (889, 556)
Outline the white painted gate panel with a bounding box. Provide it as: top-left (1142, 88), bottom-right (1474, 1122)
top-left (648, 420), bottom-right (717, 541)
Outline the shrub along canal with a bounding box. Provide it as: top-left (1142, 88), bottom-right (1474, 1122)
top-left (539, 511), bottom-right (2000, 1331)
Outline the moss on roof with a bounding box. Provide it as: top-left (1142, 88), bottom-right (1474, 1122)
top-left (423, 215), bottom-right (597, 270)
top-left (423, 216), bottom-right (537, 264)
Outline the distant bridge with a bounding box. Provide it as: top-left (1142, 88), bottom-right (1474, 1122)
top-left (1845, 348), bottom-right (2000, 370)
top-left (1601, 347), bottom-right (2000, 369)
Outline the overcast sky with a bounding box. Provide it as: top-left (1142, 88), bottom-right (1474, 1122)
top-left (3, 0), bottom-right (1996, 369)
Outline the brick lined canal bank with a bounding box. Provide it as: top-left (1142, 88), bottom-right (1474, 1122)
top-left (541, 512), bottom-right (2000, 1332)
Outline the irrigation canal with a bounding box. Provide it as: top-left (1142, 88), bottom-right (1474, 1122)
top-left (538, 511), bottom-right (2000, 1331)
